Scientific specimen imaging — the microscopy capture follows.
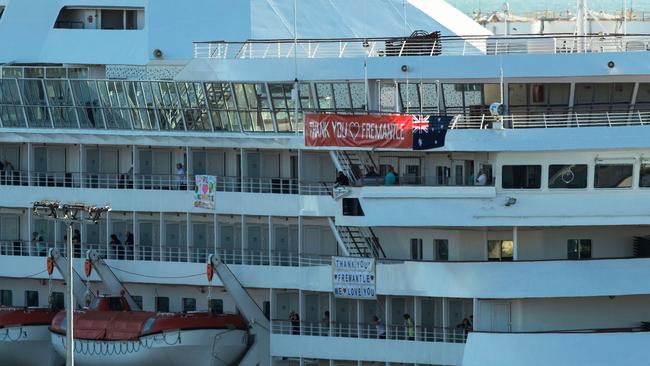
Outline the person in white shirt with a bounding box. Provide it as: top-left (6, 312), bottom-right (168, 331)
top-left (475, 169), bottom-right (487, 186)
top-left (176, 163), bottom-right (186, 190)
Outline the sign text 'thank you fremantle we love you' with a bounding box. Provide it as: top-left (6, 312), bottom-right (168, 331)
top-left (332, 256), bottom-right (376, 300)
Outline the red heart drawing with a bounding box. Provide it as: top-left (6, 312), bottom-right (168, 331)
top-left (349, 122), bottom-right (360, 140)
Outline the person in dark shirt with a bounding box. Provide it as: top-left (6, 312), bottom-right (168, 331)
top-left (110, 234), bottom-right (123, 260)
top-left (335, 171), bottom-right (350, 186)
top-left (125, 231), bottom-right (134, 260)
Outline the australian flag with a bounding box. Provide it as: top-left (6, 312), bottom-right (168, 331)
top-left (412, 115), bottom-right (453, 150)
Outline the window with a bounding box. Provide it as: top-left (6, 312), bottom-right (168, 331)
top-left (51, 292), bottom-right (65, 310)
top-left (435, 239), bottom-right (449, 261)
top-left (595, 164), bottom-right (633, 188)
top-left (155, 297), bottom-right (169, 312)
top-left (508, 83), bottom-right (570, 114)
top-left (0, 290), bottom-right (12, 306)
top-left (568, 239), bottom-right (592, 259)
top-left (501, 165), bottom-right (541, 189)
top-left (548, 164), bottom-right (588, 189)
top-left (54, 7), bottom-right (144, 30)
top-left (182, 298), bottom-right (196, 312)
top-left (132, 295), bottom-right (143, 310)
top-left (25, 291), bottom-right (39, 307)
top-left (410, 239), bottom-right (423, 260)
top-left (574, 83), bottom-right (634, 112)
top-left (640, 164), bottom-right (650, 187)
top-left (209, 299), bottom-right (224, 315)
top-left (488, 240), bottom-right (513, 261)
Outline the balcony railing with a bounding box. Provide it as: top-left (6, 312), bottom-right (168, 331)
top-left (194, 34), bottom-right (650, 59)
top-left (0, 171), bottom-right (332, 195)
top-left (272, 320), bottom-right (467, 343)
top-left (453, 110), bottom-right (650, 129)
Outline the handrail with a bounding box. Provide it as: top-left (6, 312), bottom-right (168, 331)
top-left (194, 33), bottom-right (650, 59)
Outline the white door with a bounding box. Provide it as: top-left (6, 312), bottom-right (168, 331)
top-left (493, 302), bottom-right (511, 332)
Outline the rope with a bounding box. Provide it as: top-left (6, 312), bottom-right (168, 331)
top-left (61, 331), bottom-right (182, 356)
top-left (106, 266), bottom-right (203, 279)
top-left (0, 326), bottom-right (26, 342)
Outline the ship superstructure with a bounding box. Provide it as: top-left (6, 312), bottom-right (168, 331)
top-left (0, 1), bottom-right (650, 366)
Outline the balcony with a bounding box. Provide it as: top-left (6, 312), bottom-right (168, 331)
top-left (463, 329), bottom-right (650, 366)
top-left (271, 321), bottom-right (465, 365)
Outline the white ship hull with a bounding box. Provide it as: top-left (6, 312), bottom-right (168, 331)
top-left (51, 328), bottom-right (248, 366)
top-left (0, 325), bottom-right (63, 366)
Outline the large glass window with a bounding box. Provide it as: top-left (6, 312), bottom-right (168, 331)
top-left (487, 240), bottom-right (513, 261)
top-left (316, 82), bottom-right (365, 112)
top-left (574, 83), bottom-right (634, 112)
top-left (595, 164), bottom-right (633, 188)
top-left (567, 239), bottom-right (592, 259)
top-left (501, 165), bottom-right (541, 189)
top-left (205, 82), bottom-right (239, 131)
top-left (399, 83), bottom-right (440, 114)
top-left (548, 164), bottom-right (588, 189)
top-left (508, 83), bottom-right (570, 114)
top-left (0, 79), bottom-right (27, 127)
top-left (640, 164), bottom-right (650, 187)
top-left (442, 83), bottom-right (494, 116)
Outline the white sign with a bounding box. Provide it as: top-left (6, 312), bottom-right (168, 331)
top-left (332, 256), bottom-right (376, 299)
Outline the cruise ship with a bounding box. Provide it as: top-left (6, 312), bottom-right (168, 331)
top-left (1, 0), bottom-right (650, 365)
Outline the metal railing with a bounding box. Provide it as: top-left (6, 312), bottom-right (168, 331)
top-left (194, 34), bottom-right (650, 59)
top-left (452, 110), bottom-right (650, 129)
top-left (0, 171), bottom-right (331, 195)
top-left (271, 320), bottom-right (467, 343)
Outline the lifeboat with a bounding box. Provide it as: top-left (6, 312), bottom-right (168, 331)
top-left (0, 307), bottom-right (64, 366)
top-left (50, 296), bottom-right (248, 366)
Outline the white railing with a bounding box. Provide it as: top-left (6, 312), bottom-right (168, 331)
top-left (194, 34), bottom-right (650, 60)
top-left (451, 110), bottom-right (650, 129)
top-left (271, 320), bottom-right (467, 343)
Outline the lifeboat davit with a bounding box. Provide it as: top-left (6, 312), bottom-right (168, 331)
top-left (0, 307), bottom-right (64, 366)
top-left (49, 296), bottom-right (248, 366)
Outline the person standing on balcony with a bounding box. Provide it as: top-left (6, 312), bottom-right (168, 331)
top-left (335, 171), bottom-right (350, 187)
top-left (289, 310), bottom-right (300, 335)
top-left (475, 169), bottom-right (487, 186)
top-left (125, 231), bottom-right (134, 260)
top-left (373, 315), bottom-right (386, 339)
top-left (32, 231), bottom-right (45, 256)
top-left (404, 313), bottom-right (415, 340)
top-left (176, 163), bottom-right (186, 190)
top-left (384, 166), bottom-right (397, 186)
top-left (110, 234), bottom-right (123, 260)
top-left (321, 310), bottom-right (330, 336)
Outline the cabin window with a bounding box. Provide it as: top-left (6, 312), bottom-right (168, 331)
top-left (501, 165), bottom-right (541, 189)
top-left (54, 7), bottom-right (144, 30)
top-left (488, 240), bottom-right (513, 261)
top-left (442, 83), bottom-right (497, 116)
top-left (209, 299), bottom-right (224, 315)
top-left (25, 291), bottom-right (39, 307)
top-left (435, 239), bottom-right (449, 261)
top-left (548, 164), bottom-right (588, 189)
top-left (568, 239), bottom-right (592, 259)
top-left (410, 238), bottom-right (423, 260)
top-left (0, 290), bottom-right (12, 306)
top-left (182, 298), bottom-right (196, 312)
top-left (155, 297), bottom-right (169, 312)
top-left (51, 292), bottom-right (65, 310)
top-left (398, 82), bottom-right (440, 114)
top-left (595, 164), bottom-right (633, 188)
top-left (639, 164), bottom-right (650, 187)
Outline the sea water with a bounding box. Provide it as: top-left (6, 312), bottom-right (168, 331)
top-left (448, 0), bottom-right (650, 15)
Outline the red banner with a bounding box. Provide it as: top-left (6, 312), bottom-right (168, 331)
top-left (304, 114), bottom-right (412, 148)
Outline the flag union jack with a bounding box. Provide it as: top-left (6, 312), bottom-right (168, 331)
top-left (412, 114), bottom-right (431, 132)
